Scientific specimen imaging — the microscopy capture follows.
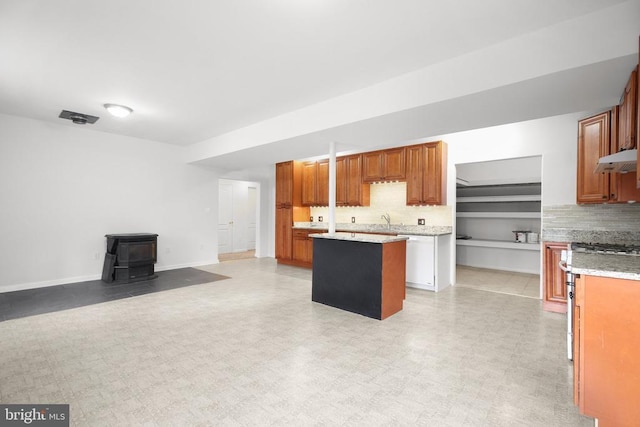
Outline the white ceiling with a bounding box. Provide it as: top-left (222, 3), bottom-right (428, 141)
top-left (1, 0), bottom-right (638, 173)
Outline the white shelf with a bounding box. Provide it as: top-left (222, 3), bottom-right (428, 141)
top-left (456, 212), bottom-right (540, 219)
top-left (456, 239), bottom-right (540, 251)
top-left (456, 195), bottom-right (541, 203)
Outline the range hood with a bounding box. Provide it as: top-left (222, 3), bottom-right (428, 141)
top-left (594, 149), bottom-right (637, 173)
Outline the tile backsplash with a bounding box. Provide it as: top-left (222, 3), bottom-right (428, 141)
top-left (543, 204), bottom-right (640, 231)
top-left (310, 181), bottom-right (452, 226)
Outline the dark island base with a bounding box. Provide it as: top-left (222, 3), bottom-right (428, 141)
top-left (311, 238), bottom-right (406, 320)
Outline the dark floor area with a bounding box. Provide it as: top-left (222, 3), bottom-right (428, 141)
top-left (0, 268), bottom-right (229, 322)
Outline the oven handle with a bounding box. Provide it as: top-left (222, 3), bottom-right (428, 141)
top-left (559, 259), bottom-right (570, 272)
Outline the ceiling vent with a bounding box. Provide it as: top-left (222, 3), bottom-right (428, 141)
top-left (58, 110), bottom-right (99, 125)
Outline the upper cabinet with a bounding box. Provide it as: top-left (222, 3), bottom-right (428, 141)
top-left (577, 105), bottom-right (640, 204)
top-left (302, 161), bottom-right (329, 206)
top-left (577, 112), bottom-right (610, 204)
top-left (406, 141), bottom-right (447, 206)
top-left (343, 154), bottom-right (370, 206)
top-left (302, 156), bottom-right (370, 207)
top-left (618, 66), bottom-right (637, 151)
top-left (276, 161), bottom-right (303, 207)
top-left (362, 147), bottom-right (406, 183)
top-left (295, 143), bottom-right (446, 207)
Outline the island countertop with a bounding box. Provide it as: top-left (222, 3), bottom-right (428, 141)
top-left (309, 232), bottom-right (409, 244)
top-left (572, 252), bottom-right (640, 281)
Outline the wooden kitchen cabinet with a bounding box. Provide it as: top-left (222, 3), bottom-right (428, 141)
top-left (362, 147), bottom-right (406, 183)
top-left (577, 112), bottom-right (610, 204)
top-left (292, 229), bottom-right (313, 266)
top-left (302, 160), bottom-right (329, 206)
top-left (275, 161), bottom-right (308, 264)
top-left (338, 154), bottom-right (370, 206)
top-left (618, 66), bottom-right (637, 150)
top-left (577, 107), bottom-right (640, 204)
top-left (406, 141), bottom-right (447, 206)
top-left (610, 105), bottom-right (640, 202)
top-left (573, 274), bottom-right (640, 426)
top-left (276, 161), bottom-right (294, 207)
top-left (275, 207), bottom-right (293, 260)
top-left (542, 242), bottom-right (567, 313)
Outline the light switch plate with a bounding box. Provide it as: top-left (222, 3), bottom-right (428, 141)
top-left (418, 218), bottom-right (425, 225)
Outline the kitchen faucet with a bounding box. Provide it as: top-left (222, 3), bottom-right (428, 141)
top-left (381, 212), bottom-right (391, 229)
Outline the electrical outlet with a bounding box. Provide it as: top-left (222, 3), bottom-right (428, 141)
top-left (418, 218), bottom-right (425, 225)
top-left (318, 216), bottom-right (323, 222)
top-left (351, 217), bottom-right (356, 223)
top-left (310, 216), bottom-right (313, 222)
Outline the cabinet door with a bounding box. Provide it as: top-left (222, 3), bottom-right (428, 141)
top-left (577, 112), bottom-right (610, 203)
top-left (301, 162), bottom-right (317, 206)
top-left (382, 147), bottom-right (406, 181)
top-left (275, 161), bottom-right (293, 207)
top-left (275, 208), bottom-right (292, 260)
top-left (362, 151), bottom-right (384, 183)
top-left (317, 160), bottom-right (329, 206)
top-left (405, 145), bottom-right (423, 205)
top-left (579, 275), bottom-right (640, 424)
top-left (336, 157), bottom-right (347, 206)
top-left (543, 242), bottom-right (567, 313)
top-left (422, 142), bottom-right (445, 205)
top-left (346, 154), bottom-right (369, 206)
top-left (292, 230), bottom-right (308, 263)
top-left (618, 66), bottom-right (637, 150)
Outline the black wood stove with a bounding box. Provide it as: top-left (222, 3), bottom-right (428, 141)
top-left (101, 233), bottom-right (158, 283)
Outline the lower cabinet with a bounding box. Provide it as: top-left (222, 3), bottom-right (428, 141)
top-left (275, 207), bottom-right (293, 261)
top-left (574, 274), bottom-right (640, 425)
top-left (292, 229), bottom-right (313, 267)
top-left (543, 242), bottom-right (567, 313)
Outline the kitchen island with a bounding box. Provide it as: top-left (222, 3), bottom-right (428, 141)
top-left (310, 232), bottom-right (408, 320)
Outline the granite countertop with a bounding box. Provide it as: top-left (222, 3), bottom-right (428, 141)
top-left (294, 222), bottom-right (452, 236)
top-left (542, 228), bottom-right (640, 245)
top-left (572, 252), bottom-right (640, 281)
top-left (309, 232), bottom-right (410, 244)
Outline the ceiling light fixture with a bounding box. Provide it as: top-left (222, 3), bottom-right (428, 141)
top-left (104, 103), bottom-right (133, 118)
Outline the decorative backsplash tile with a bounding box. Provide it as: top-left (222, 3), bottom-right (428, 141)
top-left (543, 204), bottom-right (640, 231)
top-left (542, 204), bottom-right (640, 244)
top-left (310, 181), bottom-right (452, 227)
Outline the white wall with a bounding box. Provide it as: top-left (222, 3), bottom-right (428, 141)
top-left (441, 112), bottom-right (581, 207)
top-left (0, 114), bottom-right (221, 292)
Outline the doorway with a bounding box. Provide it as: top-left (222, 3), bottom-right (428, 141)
top-left (455, 156), bottom-right (542, 298)
top-left (217, 179), bottom-right (260, 258)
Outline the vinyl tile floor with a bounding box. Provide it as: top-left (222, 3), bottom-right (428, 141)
top-left (455, 265), bottom-right (541, 299)
top-left (0, 258), bottom-right (591, 426)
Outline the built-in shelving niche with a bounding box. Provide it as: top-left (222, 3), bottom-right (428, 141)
top-left (456, 182), bottom-right (541, 274)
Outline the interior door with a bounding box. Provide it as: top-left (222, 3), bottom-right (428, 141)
top-left (218, 182), bottom-right (234, 254)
